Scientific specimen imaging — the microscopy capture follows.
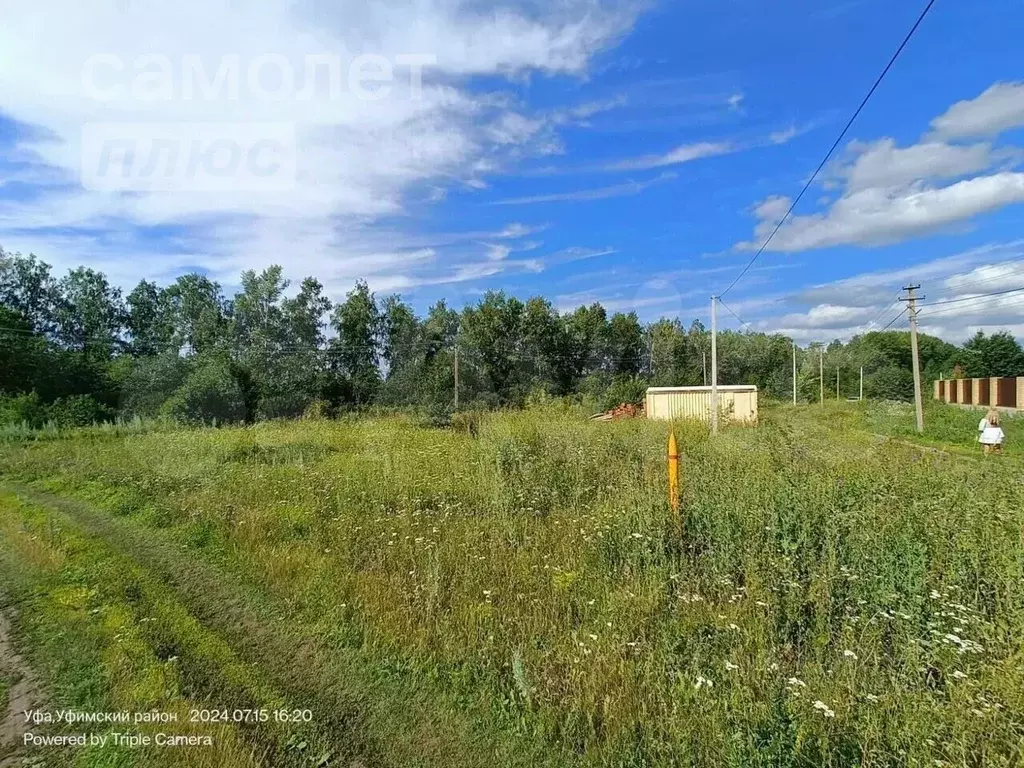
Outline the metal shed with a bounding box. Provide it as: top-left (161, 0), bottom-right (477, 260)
top-left (645, 385), bottom-right (758, 425)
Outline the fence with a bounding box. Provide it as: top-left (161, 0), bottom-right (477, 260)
top-left (934, 377), bottom-right (1022, 409)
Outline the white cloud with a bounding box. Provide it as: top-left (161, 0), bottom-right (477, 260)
top-left (930, 81), bottom-right (1024, 139)
top-left (605, 141), bottom-right (733, 171)
top-left (769, 126), bottom-right (799, 145)
top-left (489, 171), bottom-right (676, 205)
top-left (837, 138), bottom-right (994, 192)
top-left (774, 304), bottom-right (877, 330)
top-left (742, 172), bottom-right (1024, 252)
top-left (486, 112), bottom-right (548, 146)
top-left (738, 82), bottom-right (1024, 253)
top-left (0, 0), bottom-right (642, 296)
top-left (755, 242), bottom-right (1024, 343)
top-left (549, 246), bottom-right (617, 263)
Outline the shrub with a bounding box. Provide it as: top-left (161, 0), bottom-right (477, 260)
top-left (0, 391), bottom-right (49, 428)
top-left (867, 365), bottom-right (914, 401)
top-left (301, 399), bottom-right (332, 421)
top-left (160, 358), bottom-right (247, 425)
top-left (599, 375), bottom-right (648, 411)
top-left (120, 353), bottom-right (191, 417)
top-left (48, 394), bottom-right (113, 428)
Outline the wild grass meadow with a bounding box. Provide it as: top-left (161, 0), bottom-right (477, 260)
top-left (0, 401), bottom-right (1022, 766)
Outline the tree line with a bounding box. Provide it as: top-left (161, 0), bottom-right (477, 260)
top-left (2, 247), bottom-right (1022, 427)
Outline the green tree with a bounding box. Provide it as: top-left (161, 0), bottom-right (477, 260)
top-left (161, 354), bottom-right (247, 424)
top-left (461, 291), bottom-right (525, 403)
top-left (520, 297), bottom-right (562, 393)
top-left (165, 274), bottom-right (229, 355)
top-left (559, 303), bottom-right (608, 392)
top-left (0, 249), bottom-right (60, 335)
top-left (329, 281), bottom-right (381, 405)
top-left (120, 353), bottom-right (192, 417)
top-left (959, 330), bottom-right (1024, 377)
top-left (606, 312), bottom-right (645, 376)
top-left (126, 280), bottom-right (175, 356)
top-left (54, 267), bottom-right (125, 361)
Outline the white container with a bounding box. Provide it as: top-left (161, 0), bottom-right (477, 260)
top-left (645, 385), bottom-right (758, 425)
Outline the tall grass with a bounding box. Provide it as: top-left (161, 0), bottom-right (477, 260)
top-left (1, 402), bottom-right (1022, 765)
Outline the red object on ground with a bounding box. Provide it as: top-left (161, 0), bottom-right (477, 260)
top-left (590, 402), bottom-right (645, 421)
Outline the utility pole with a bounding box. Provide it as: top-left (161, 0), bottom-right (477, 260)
top-left (710, 296), bottom-right (718, 434)
top-left (836, 366), bottom-right (840, 401)
top-left (900, 285), bottom-right (925, 433)
top-left (819, 346), bottom-right (824, 406)
top-left (453, 344), bottom-right (460, 411)
top-left (860, 366), bottom-right (864, 401)
top-left (792, 342), bottom-right (797, 406)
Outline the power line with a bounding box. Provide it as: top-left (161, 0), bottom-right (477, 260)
top-left (718, 0), bottom-right (938, 299)
top-left (920, 294), bottom-right (1024, 320)
top-left (919, 285), bottom-right (1024, 308)
top-left (862, 293), bottom-right (902, 331)
top-left (717, 298), bottom-right (753, 330)
top-left (880, 306), bottom-right (909, 331)
top-left (924, 262), bottom-right (1024, 298)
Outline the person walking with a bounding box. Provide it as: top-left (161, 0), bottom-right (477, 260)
top-left (979, 409), bottom-right (1005, 455)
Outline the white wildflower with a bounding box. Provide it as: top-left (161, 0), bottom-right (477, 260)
top-left (812, 700), bottom-right (835, 718)
top-left (695, 675), bottom-right (713, 690)
top-left (843, 650), bottom-right (858, 660)
top-left (724, 661), bottom-right (739, 671)
top-left (952, 670), bottom-right (967, 680)
top-left (787, 677), bottom-right (807, 688)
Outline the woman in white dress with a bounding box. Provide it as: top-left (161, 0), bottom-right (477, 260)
top-left (978, 408), bottom-right (1005, 455)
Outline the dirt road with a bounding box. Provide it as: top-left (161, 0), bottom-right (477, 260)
top-left (0, 600), bottom-right (44, 767)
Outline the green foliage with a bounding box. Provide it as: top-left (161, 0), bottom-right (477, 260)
top-left (160, 357), bottom-right (247, 424)
top-left (120, 353), bottom-right (192, 417)
top-left (958, 330), bottom-right (1024, 377)
top-left (126, 279), bottom-right (175, 356)
top-left (865, 364), bottom-right (914, 400)
top-left (0, 391), bottom-right (48, 428)
top-left (2, 247), bottom-right (1022, 423)
top-left (2, 405), bottom-right (1023, 765)
top-left (54, 266), bottom-right (125, 361)
top-left (48, 394), bottom-right (113, 428)
top-left (330, 280), bottom-right (382, 405)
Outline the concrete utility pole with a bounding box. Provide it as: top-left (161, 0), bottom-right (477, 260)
top-left (837, 366), bottom-right (840, 401)
top-left (710, 296), bottom-right (718, 434)
top-left (819, 346), bottom-right (824, 406)
top-left (900, 285), bottom-right (925, 433)
top-left (454, 344), bottom-right (460, 411)
top-left (792, 342), bottom-right (797, 406)
top-left (860, 366), bottom-right (864, 401)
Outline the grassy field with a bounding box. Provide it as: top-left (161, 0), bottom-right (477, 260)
top-left (0, 401), bottom-right (1021, 766)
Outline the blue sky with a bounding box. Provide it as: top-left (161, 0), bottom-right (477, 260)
top-left (1, 0), bottom-right (1023, 342)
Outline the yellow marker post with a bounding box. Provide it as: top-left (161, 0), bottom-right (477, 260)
top-left (668, 430), bottom-right (680, 518)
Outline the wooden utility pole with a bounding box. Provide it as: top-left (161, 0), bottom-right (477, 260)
top-left (710, 296), bottom-right (718, 434)
top-left (453, 345), bottom-right (460, 411)
top-left (819, 346), bottom-right (824, 406)
top-left (900, 285), bottom-right (925, 433)
top-left (792, 342), bottom-right (797, 405)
